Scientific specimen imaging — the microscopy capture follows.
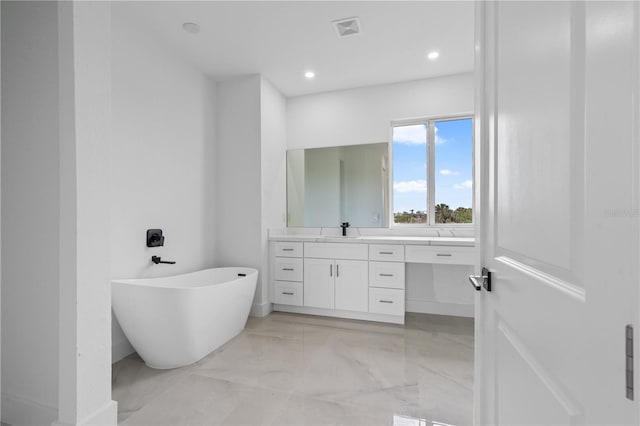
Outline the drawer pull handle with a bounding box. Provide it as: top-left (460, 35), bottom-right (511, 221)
top-left (281, 248), bottom-right (294, 251)
top-left (379, 300), bottom-right (394, 304)
top-left (379, 251), bottom-right (394, 255)
top-left (379, 273), bottom-right (394, 277)
top-left (282, 268), bottom-right (295, 271)
top-left (436, 253), bottom-right (452, 257)
top-left (282, 292), bottom-right (294, 295)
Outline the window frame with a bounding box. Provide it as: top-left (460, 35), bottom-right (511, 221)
top-left (390, 113), bottom-right (475, 228)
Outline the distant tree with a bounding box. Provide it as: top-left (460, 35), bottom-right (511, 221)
top-left (394, 210), bottom-right (427, 224)
top-left (453, 207), bottom-right (473, 223)
top-left (435, 203), bottom-right (453, 223)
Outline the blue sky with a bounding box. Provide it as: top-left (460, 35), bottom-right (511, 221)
top-left (393, 118), bottom-right (473, 213)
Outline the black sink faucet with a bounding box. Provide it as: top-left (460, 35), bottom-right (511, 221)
top-left (340, 222), bottom-right (350, 237)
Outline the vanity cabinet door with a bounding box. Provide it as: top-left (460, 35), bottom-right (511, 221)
top-left (334, 260), bottom-right (368, 313)
top-left (303, 258), bottom-right (335, 309)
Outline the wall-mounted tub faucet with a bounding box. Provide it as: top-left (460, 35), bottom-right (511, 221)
top-left (341, 222), bottom-right (350, 237)
top-left (151, 256), bottom-right (176, 265)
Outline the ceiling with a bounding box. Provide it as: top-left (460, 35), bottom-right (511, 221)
top-left (116, 1), bottom-right (475, 97)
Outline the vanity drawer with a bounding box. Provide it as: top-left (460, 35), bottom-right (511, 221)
top-left (369, 244), bottom-right (405, 262)
top-left (304, 242), bottom-right (368, 260)
top-left (405, 245), bottom-right (475, 265)
top-left (369, 261), bottom-right (405, 289)
top-left (273, 241), bottom-right (303, 258)
top-left (369, 288), bottom-right (405, 316)
top-left (274, 257), bottom-right (303, 281)
top-left (274, 281), bottom-right (303, 306)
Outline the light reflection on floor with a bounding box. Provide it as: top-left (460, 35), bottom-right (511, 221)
top-left (113, 312), bottom-right (473, 425)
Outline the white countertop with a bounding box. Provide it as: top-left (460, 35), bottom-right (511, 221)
top-left (268, 234), bottom-right (475, 247)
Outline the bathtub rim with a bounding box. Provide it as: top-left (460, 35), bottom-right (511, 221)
top-left (111, 266), bottom-right (258, 290)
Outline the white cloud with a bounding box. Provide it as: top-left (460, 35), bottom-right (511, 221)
top-left (393, 125), bottom-right (426, 145)
top-left (453, 180), bottom-right (473, 189)
top-left (440, 169), bottom-right (460, 176)
top-left (393, 124), bottom-right (448, 145)
top-left (394, 180), bottom-right (427, 193)
top-left (434, 125), bottom-right (447, 145)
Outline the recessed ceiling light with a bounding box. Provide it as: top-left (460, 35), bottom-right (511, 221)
top-left (182, 22), bottom-right (200, 34)
top-left (305, 71), bottom-right (315, 79)
top-left (427, 51), bottom-right (440, 60)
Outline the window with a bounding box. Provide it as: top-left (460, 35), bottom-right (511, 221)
top-left (392, 116), bottom-right (473, 225)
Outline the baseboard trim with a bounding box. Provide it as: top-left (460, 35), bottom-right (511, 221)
top-left (273, 304), bottom-right (404, 325)
top-left (81, 400), bottom-right (117, 426)
top-left (406, 299), bottom-right (474, 318)
top-left (249, 301), bottom-right (273, 317)
top-left (2, 392), bottom-right (57, 426)
top-left (52, 400), bottom-right (117, 426)
top-left (112, 338), bottom-right (135, 364)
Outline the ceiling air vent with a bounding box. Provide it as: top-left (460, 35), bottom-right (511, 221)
top-left (333, 17), bottom-right (361, 37)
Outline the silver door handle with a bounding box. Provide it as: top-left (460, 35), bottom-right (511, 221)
top-left (282, 268), bottom-right (294, 271)
top-left (469, 267), bottom-right (492, 292)
top-left (379, 273), bottom-right (394, 277)
top-left (468, 275), bottom-right (482, 291)
top-left (437, 253), bottom-right (452, 257)
top-left (379, 251), bottom-right (394, 255)
top-left (282, 248), bottom-right (294, 251)
top-left (379, 300), bottom-right (393, 304)
top-left (336, 264), bottom-right (339, 277)
top-left (329, 264), bottom-right (333, 277)
top-left (282, 292), bottom-right (294, 295)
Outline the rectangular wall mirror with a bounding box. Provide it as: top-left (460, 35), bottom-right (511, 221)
top-left (287, 143), bottom-right (389, 228)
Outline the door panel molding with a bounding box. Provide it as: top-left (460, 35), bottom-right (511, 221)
top-left (498, 320), bottom-right (584, 420)
top-left (495, 246), bottom-right (580, 286)
top-left (496, 256), bottom-right (585, 302)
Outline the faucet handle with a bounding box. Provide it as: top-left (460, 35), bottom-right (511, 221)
top-left (341, 222), bottom-right (350, 228)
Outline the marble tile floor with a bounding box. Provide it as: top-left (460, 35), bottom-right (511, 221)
top-left (112, 312), bottom-right (474, 426)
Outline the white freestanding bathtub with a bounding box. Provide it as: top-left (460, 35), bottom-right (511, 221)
top-left (112, 267), bottom-right (258, 369)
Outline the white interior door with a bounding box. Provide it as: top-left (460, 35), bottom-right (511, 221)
top-left (475, 1), bottom-right (640, 425)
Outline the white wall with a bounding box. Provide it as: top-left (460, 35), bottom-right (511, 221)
top-left (57, 2), bottom-right (116, 423)
top-left (215, 76), bottom-right (263, 306)
top-left (260, 77), bottom-right (287, 312)
top-left (215, 76), bottom-right (287, 316)
top-left (287, 73), bottom-right (474, 149)
top-left (1, 2), bottom-right (60, 424)
top-left (110, 7), bottom-right (217, 362)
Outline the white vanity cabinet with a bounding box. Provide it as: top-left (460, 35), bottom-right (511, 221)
top-left (334, 260), bottom-right (368, 312)
top-left (367, 244), bottom-right (405, 316)
top-left (303, 258), bottom-right (334, 309)
top-left (303, 243), bottom-right (369, 312)
top-left (270, 236), bottom-right (474, 324)
top-left (272, 242), bottom-right (304, 306)
top-left (405, 245), bottom-right (474, 265)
